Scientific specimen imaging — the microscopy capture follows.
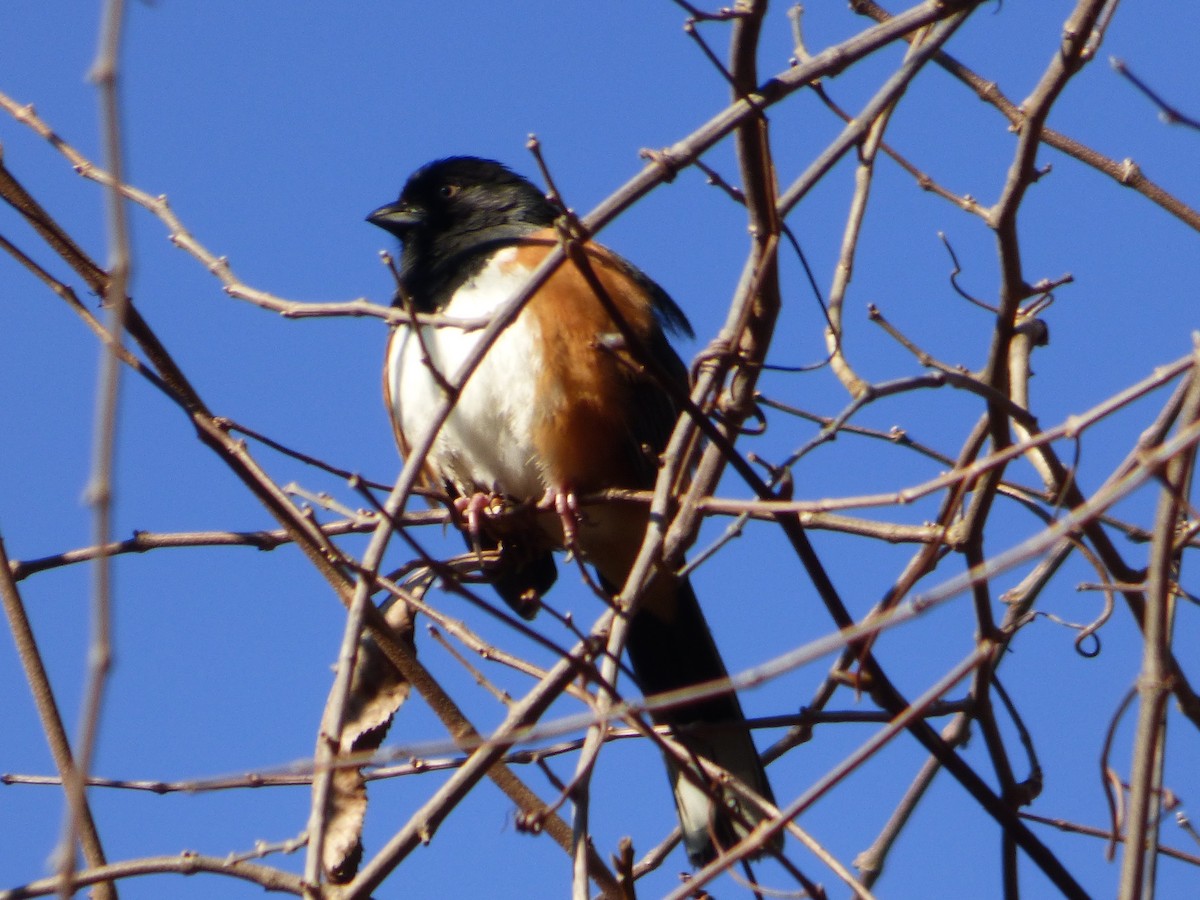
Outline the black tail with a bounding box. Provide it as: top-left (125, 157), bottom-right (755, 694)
top-left (623, 577), bottom-right (778, 865)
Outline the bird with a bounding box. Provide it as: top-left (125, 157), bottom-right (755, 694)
top-left (368, 156), bottom-right (777, 865)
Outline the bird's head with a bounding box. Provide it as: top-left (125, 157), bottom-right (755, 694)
top-left (368, 157), bottom-right (558, 308)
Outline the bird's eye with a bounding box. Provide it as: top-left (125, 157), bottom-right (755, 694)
top-left (439, 184), bottom-right (460, 199)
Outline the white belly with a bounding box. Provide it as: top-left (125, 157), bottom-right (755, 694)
top-left (386, 249), bottom-right (548, 499)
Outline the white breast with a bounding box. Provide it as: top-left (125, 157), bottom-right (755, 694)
top-left (386, 248), bottom-right (548, 499)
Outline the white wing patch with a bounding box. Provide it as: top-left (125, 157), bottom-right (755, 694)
top-left (387, 249), bottom-right (549, 499)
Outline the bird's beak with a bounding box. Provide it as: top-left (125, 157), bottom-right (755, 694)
top-left (367, 201), bottom-right (423, 237)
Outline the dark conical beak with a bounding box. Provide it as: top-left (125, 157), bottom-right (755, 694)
top-left (367, 201), bottom-right (423, 237)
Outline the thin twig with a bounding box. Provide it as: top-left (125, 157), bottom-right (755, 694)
top-left (1111, 57), bottom-right (1200, 130)
top-left (57, 4), bottom-right (131, 897)
top-left (1119, 339), bottom-right (1200, 895)
top-left (0, 537), bottom-right (115, 896)
top-left (850, 0), bottom-right (1200, 231)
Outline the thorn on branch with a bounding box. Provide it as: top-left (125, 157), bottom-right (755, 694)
top-left (515, 809), bottom-right (546, 835)
top-left (639, 147), bottom-right (682, 184)
top-left (1118, 158), bottom-right (1142, 186)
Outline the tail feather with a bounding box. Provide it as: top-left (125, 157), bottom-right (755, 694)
top-left (622, 577), bottom-right (778, 865)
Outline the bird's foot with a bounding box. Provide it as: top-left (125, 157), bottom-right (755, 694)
top-left (538, 487), bottom-right (582, 558)
top-left (453, 491), bottom-right (501, 546)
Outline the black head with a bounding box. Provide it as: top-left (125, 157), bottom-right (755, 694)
top-left (368, 157), bottom-right (558, 309)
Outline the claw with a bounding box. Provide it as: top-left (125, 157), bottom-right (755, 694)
top-left (539, 487), bottom-right (581, 557)
top-left (453, 492), bottom-right (497, 547)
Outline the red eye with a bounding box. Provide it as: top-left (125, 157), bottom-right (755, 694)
top-left (439, 184), bottom-right (459, 199)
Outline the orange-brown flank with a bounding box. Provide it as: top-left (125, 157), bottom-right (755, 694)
top-left (503, 230), bottom-right (661, 496)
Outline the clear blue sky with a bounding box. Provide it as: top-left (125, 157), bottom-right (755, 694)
top-left (2, 2), bottom-right (1198, 898)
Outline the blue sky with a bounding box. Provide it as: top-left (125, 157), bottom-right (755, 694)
top-left (2, 2), bottom-right (1199, 898)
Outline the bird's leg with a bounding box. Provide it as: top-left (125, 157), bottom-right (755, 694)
top-left (538, 487), bottom-right (582, 558)
top-left (453, 491), bottom-right (499, 551)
